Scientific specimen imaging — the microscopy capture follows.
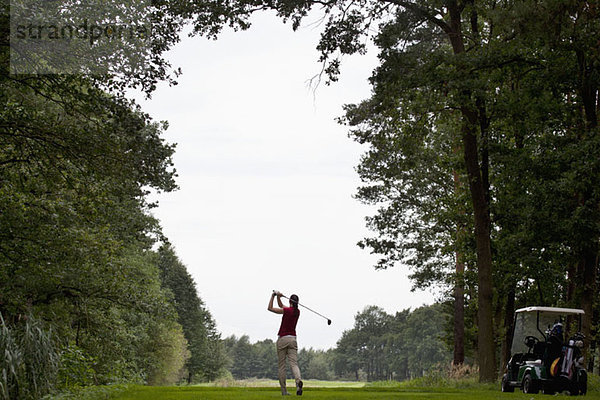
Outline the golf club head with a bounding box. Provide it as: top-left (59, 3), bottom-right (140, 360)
top-left (327, 319), bottom-right (332, 325)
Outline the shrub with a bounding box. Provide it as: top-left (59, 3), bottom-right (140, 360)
top-left (42, 384), bottom-right (129, 400)
top-left (57, 346), bottom-right (97, 389)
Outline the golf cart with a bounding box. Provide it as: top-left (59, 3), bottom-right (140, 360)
top-left (501, 306), bottom-right (587, 395)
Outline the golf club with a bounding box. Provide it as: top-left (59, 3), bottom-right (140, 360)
top-left (273, 290), bottom-right (332, 325)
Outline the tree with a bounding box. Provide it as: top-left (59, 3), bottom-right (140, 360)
top-left (299, 348), bottom-right (334, 380)
top-left (333, 329), bottom-right (362, 380)
top-left (3, 0), bottom-right (184, 96)
top-left (348, 89), bottom-right (471, 367)
top-left (0, 76), bottom-right (176, 314)
top-left (227, 335), bottom-right (260, 379)
top-left (157, 244), bottom-right (226, 382)
top-left (333, 305), bottom-right (451, 381)
top-left (338, 2), bottom-right (498, 378)
top-left (341, 0), bottom-right (600, 378)
top-left (476, 0), bottom-right (599, 363)
top-left (142, 319), bottom-right (190, 386)
top-left (403, 305), bottom-right (451, 377)
top-left (0, 72), bottom-right (190, 386)
top-left (0, 0), bottom-right (227, 391)
top-left (254, 339), bottom-right (278, 379)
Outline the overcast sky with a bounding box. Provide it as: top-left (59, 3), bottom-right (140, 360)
top-left (132, 12), bottom-right (434, 350)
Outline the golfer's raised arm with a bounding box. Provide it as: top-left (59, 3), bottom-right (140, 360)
top-left (276, 292), bottom-right (284, 308)
top-left (268, 291), bottom-right (283, 314)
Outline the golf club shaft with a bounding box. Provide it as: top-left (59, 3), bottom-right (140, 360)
top-left (274, 291), bottom-right (331, 323)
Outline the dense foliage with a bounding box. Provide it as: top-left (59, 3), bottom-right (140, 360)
top-left (222, 335), bottom-right (336, 381)
top-left (333, 305), bottom-right (451, 381)
top-left (0, 63), bottom-right (220, 400)
top-left (1, 73), bottom-right (177, 393)
top-left (345, 0), bottom-right (600, 377)
top-left (221, 304), bottom-right (450, 382)
top-left (157, 244), bottom-right (227, 383)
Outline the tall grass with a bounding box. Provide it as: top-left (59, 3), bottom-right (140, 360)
top-left (367, 363), bottom-right (497, 391)
top-left (0, 314), bottom-right (60, 400)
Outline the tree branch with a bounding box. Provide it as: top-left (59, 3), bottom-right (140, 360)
top-left (385, 0), bottom-right (452, 34)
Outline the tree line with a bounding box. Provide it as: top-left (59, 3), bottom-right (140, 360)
top-left (222, 304), bottom-right (451, 382)
top-left (1, 38), bottom-right (225, 399)
top-left (1, 0), bottom-right (243, 395)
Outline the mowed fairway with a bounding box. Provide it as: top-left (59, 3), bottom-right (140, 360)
top-left (110, 386), bottom-right (600, 400)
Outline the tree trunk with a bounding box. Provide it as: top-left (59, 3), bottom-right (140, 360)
top-left (580, 246), bottom-right (598, 367)
top-left (446, 0), bottom-right (497, 382)
top-left (462, 113), bottom-right (496, 381)
top-left (453, 251), bottom-right (465, 366)
top-left (501, 287), bottom-right (515, 372)
top-left (575, 47), bottom-right (599, 367)
top-left (452, 165), bottom-right (465, 366)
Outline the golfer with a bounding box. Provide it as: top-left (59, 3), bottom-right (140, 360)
top-left (268, 291), bottom-right (303, 396)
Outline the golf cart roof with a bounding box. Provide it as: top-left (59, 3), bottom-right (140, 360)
top-left (515, 306), bottom-right (585, 315)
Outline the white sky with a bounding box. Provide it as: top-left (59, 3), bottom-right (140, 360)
top-left (133, 12), bottom-right (433, 350)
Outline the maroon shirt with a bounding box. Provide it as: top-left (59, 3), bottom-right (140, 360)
top-left (278, 307), bottom-right (300, 337)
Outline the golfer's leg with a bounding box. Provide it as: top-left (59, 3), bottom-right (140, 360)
top-left (288, 338), bottom-right (302, 383)
top-left (276, 338), bottom-right (288, 394)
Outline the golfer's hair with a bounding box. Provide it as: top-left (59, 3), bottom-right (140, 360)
top-left (290, 294), bottom-right (299, 316)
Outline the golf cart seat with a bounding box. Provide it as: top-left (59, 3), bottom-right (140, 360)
top-left (522, 335), bottom-right (546, 360)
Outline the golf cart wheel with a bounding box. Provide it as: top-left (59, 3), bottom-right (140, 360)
top-left (501, 374), bottom-right (514, 392)
top-left (542, 386), bottom-right (555, 395)
top-left (568, 382), bottom-right (580, 396)
top-left (522, 374), bottom-right (539, 394)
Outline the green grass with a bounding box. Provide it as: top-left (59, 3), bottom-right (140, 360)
top-left (107, 385), bottom-right (600, 400)
top-left (197, 379), bottom-right (365, 388)
top-left (49, 375), bottom-right (600, 400)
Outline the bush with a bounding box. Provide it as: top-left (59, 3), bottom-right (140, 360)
top-left (143, 320), bottom-right (189, 386)
top-left (0, 314), bottom-right (60, 400)
top-left (588, 373), bottom-right (600, 393)
top-left (43, 384), bottom-right (129, 400)
top-left (57, 346), bottom-right (97, 389)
